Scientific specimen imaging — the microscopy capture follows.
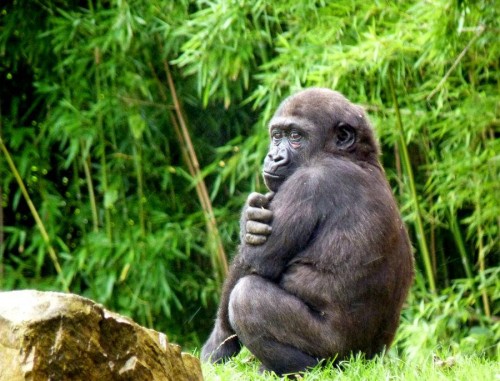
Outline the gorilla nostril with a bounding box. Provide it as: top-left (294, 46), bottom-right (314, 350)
top-left (274, 154), bottom-right (285, 163)
top-left (273, 149), bottom-right (289, 165)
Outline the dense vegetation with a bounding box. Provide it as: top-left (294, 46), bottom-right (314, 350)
top-left (0, 0), bottom-right (498, 364)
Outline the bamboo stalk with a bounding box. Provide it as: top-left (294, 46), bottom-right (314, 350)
top-left (81, 141), bottom-right (99, 233)
top-left (95, 47), bottom-right (112, 241)
top-left (0, 103), bottom-right (3, 281)
top-left (133, 141), bottom-right (146, 237)
top-left (430, 220), bottom-right (437, 281)
top-left (164, 62), bottom-right (229, 281)
top-left (147, 60), bottom-right (228, 281)
top-left (0, 183), bottom-right (3, 281)
top-left (477, 229), bottom-right (491, 317)
top-left (389, 70), bottom-right (436, 292)
top-left (394, 145), bottom-right (403, 197)
top-left (427, 25), bottom-right (485, 101)
top-left (473, 172), bottom-right (491, 317)
top-left (449, 210), bottom-right (473, 280)
top-left (0, 136), bottom-right (69, 291)
top-left (168, 114), bottom-right (223, 273)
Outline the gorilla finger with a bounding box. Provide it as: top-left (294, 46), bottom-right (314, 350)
top-left (245, 233), bottom-right (268, 246)
top-left (246, 206), bottom-right (273, 222)
top-left (265, 192), bottom-right (275, 202)
top-left (246, 221), bottom-right (272, 235)
top-left (247, 192), bottom-right (270, 208)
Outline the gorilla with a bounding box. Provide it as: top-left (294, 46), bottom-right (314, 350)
top-left (201, 88), bottom-right (414, 376)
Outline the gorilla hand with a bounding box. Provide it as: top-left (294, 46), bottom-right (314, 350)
top-left (243, 192), bottom-right (274, 246)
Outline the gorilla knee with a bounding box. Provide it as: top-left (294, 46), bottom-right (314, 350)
top-left (228, 275), bottom-right (257, 332)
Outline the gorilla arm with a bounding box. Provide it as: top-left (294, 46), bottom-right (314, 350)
top-left (200, 191), bottom-right (275, 362)
top-left (240, 170), bottom-right (322, 280)
top-left (201, 171), bottom-right (320, 362)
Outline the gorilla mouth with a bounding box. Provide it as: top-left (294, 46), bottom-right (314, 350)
top-left (263, 171), bottom-right (284, 179)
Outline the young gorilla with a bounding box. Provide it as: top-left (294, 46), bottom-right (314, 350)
top-left (201, 88), bottom-right (414, 376)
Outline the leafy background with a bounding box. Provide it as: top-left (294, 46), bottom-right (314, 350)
top-left (0, 0), bottom-right (498, 360)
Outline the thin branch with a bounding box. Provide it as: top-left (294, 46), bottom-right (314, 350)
top-left (389, 69), bottom-right (436, 292)
top-left (147, 59), bottom-right (228, 281)
top-left (94, 48), bottom-right (112, 241)
top-left (427, 25), bottom-right (485, 101)
top-left (0, 136), bottom-right (69, 292)
top-left (120, 96), bottom-right (173, 109)
top-left (164, 62), bottom-right (229, 281)
top-left (81, 141), bottom-right (99, 233)
top-left (0, 103), bottom-right (3, 280)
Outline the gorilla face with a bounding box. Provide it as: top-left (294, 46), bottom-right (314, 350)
top-left (263, 88), bottom-right (379, 192)
top-left (263, 121), bottom-right (309, 192)
top-left (262, 88), bottom-right (377, 192)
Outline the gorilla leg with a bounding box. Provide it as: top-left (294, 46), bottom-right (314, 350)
top-left (228, 275), bottom-right (340, 375)
top-left (200, 321), bottom-right (241, 362)
top-left (251, 339), bottom-right (318, 375)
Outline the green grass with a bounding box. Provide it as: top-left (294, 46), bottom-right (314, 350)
top-left (200, 349), bottom-right (499, 380)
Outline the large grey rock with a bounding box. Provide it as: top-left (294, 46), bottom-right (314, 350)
top-left (0, 290), bottom-right (203, 381)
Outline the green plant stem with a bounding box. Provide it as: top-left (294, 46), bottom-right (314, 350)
top-left (426, 25), bottom-right (485, 101)
top-left (81, 141), bottom-right (99, 233)
top-left (0, 184), bottom-right (3, 282)
top-left (0, 136), bottom-right (69, 292)
top-left (449, 210), bottom-right (473, 280)
top-left (477, 229), bottom-right (491, 317)
top-left (389, 69), bottom-right (436, 292)
top-left (95, 48), bottom-right (112, 241)
top-left (164, 62), bottom-right (229, 282)
top-left (0, 104), bottom-right (3, 281)
top-left (133, 140), bottom-right (146, 237)
top-left (148, 58), bottom-right (228, 282)
top-left (473, 176), bottom-right (491, 317)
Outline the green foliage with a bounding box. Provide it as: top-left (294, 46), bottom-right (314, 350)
top-left (202, 348), bottom-right (499, 380)
top-left (0, 0), bottom-right (498, 354)
top-left (396, 269), bottom-right (500, 361)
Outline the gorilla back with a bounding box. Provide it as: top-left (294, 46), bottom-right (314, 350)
top-left (201, 88), bottom-right (414, 376)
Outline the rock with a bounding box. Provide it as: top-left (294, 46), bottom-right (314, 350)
top-left (0, 290), bottom-right (203, 381)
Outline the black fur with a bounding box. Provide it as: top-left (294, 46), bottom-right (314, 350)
top-left (201, 88), bottom-right (414, 376)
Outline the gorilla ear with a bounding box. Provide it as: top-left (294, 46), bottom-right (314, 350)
top-left (335, 123), bottom-right (356, 149)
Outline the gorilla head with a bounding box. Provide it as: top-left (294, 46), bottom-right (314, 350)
top-left (263, 88), bottom-right (379, 191)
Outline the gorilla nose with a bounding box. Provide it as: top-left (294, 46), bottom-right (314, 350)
top-left (270, 147), bottom-right (290, 164)
top-left (272, 153), bottom-right (287, 164)
top-left (268, 151), bottom-right (289, 172)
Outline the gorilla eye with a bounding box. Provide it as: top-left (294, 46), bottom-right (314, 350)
top-left (336, 123), bottom-right (356, 149)
top-left (271, 129), bottom-right (283, 144)
top-left (288, 130), bottom-right (302, 142)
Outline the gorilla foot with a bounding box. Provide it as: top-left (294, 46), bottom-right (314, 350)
top-left (201, 333), bottom-right (241, 363)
